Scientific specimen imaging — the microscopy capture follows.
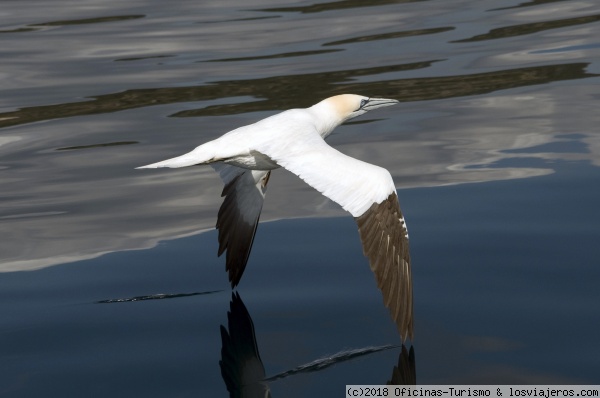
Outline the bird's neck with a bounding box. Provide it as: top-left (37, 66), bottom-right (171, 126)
top-left (308, 101), bottom-right (345, 138)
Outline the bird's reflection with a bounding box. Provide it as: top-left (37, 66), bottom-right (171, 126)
top-left (219, 292), bottom-right (416, 397)
top-left (219, 292), bottom-right (271, 398)
top-left (387, 345), bottom-right (416, 385)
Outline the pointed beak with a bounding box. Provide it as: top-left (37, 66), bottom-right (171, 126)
top-left (363, 97), bottom-right (399, 111)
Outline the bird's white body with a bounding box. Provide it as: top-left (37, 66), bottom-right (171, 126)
top-left (139, 95), bottom-right (397, 217)
top-left (138, 94), bottom-right (414, 342)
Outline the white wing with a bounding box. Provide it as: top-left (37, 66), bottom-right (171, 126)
top-left (212, 163), bottom-right (271, 287)
top-left (259, 132), bottom-right (395, 218)
top-left (258, 133), bottom-right (413, 341)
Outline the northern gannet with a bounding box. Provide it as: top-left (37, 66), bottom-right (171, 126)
top-left (137, 94), bottom-right (413, 341)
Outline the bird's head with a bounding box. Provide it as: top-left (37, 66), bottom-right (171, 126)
top-left (324, 94), bottom-right (399, 122)
top-left (309, 94), bottom-right (399, 136)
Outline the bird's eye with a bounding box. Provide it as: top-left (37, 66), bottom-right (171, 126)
top-left (360, 99), bottom-right (369, 109)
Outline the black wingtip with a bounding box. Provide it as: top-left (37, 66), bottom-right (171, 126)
top-left (229, 276), bottom-right (240, 289)
top-left (215, 169), bottom-right (271, 289)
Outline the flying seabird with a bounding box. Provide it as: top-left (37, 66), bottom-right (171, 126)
top-left (137, 94), bottom-right (413, 341)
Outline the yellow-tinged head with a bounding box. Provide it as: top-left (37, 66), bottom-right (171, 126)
top-left (308, 94), bottom-right (399, 136)
top-left (321, 94), bottom-right (399, 122)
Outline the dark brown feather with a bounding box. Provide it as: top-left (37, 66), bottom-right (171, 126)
top-left (355, 192), bottom-right (413, 342)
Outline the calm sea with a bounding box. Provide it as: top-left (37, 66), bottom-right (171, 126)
top-left (1, 1), bottom-right (599, 396)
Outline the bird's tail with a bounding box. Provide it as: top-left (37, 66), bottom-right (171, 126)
top-left (136, 143), bottom-right (217, 169)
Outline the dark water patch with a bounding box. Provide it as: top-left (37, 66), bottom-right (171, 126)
top-left (323, 27), bottom-right (455, 46)
top-left (345, 118), bottom-right (385, 125)
top-left (30, 14), bottom-right (145, 27)
top-left (409, 159), bottom-right (600, 382)
top-left (204, 49), bottom-right (342, 62)
top-left (258, 0), bottom-right (427, 14)
top-left (0, 14), bottom-right (144, 35)
top-left (1, 61), bottom-right (597, 128)
top-left (453, 14), bottom-right (600, 43)
top-left (114, 55), bottom-right (175, 62)
top-left (489, 0), bottom-right (572, 12)
top-left (96, 290), bottom-right (222, 303)
top-left (265, 344), bottom-right (399, 381)
top-left (0, 27), bottom-right (38, 34)
top-left (56, 141), bottom-right (138, 151)
top-left (203, 15), bottom-right (281, 23)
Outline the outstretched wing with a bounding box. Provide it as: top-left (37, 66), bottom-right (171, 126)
top-left (258, 134), bottom-right (413, 341)
top-left (356, 192), bottom-right (413, 342)
top-left (212, 164), bottom-right (271, 287)
top-left (260, 132), bottom-right (396, 217)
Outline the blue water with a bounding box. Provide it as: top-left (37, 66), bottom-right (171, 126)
top-left (2, 157), bottom-right (599, 396)
top-left (1, 0), bottom-right (600, 396)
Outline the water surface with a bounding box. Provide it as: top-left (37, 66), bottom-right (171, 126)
top-left (1, 0), bottom-right (599, 396)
